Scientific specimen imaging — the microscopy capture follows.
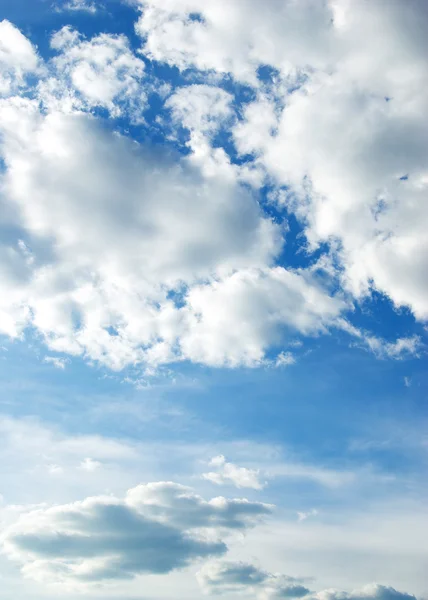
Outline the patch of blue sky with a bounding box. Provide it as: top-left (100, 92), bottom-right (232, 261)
top-left (2, 327), bottom-right (425, 465)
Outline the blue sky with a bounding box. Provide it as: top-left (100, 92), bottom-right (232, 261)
top-left (0, 1), bottom-right (427, 599)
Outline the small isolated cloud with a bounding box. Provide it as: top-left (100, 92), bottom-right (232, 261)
top-left (404, 376), bottom-right (411, 387)
top-left (275, 352), bottom-right (296, 368)
top-left (202, 455), bottom-right (265, 490)
top-left (79, 458), bottom-right (101, 472)
top-left (2, 482), bottom-right (273, 587)
top-left (55, 0), bottom-right (99, 13)
top-left (43, 356), bottom-right (70, 370)
top-left (363, 335), bottom-right (423, 360)
top-left (297, 509), bottom-right (318, 522)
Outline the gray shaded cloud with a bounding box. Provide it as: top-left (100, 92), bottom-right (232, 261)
top-left (197, 561), bottom-right (417, 600)
top-left (2, 483), bottom-right (273, 587)
top-left (197, 560), bottom-right (310, 598)
top-left (126, 482), bottom-right (273, 529)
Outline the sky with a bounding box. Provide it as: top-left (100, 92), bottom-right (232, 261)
top-left (0, 0), bottom-right (427, 598)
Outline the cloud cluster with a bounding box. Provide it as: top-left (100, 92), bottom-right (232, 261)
top-left (2, 482), bottom-right (273, 587)
top-left (136, 0), bottom-right (428, 321)
top-left (135, 0), bottom-right (334, 84)
top-left (197, 561), bottom-right (418, 600)
top-left (0, 2), bottom-right (426, 373)
top-left (0, 24), bottom-right (349, 370)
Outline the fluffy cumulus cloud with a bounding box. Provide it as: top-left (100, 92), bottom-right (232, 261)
top-left (202, 455), bottom-right (264, 490)
top-left (0, 20), bottom-right (39, 96)
top-left (135, 0), bottom-right (334, 84)
top-left (179, 268), bottom-right (346, 367)
top-left (136, 0), bottom-right (428, 322)
top-left (0, 2), bottom-right (426, 373)
top-left (232, 1), bottom-right (428, 320)
top-left (42, 27), bottom-right (146, 118)
top-left (0, 37), bottom-right (348, 370)
top-left (2, 482), bottom-right (272, 588)
top-left (166, 84), bottom-right (233, 138)
top-left (0, 101), bottom-right (289, 368)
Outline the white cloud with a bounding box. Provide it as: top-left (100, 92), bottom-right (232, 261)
top-left (361, 335), bottom-right (423, 360)
top-left (2, 482), bottom-right (272, 588)
top-left (134, 0), bottom-right (428, 323)
top-left (135, 0), bottom-right (334, 85)
top-left (42, 27), bottom-right (146, 119)
top-left (179, 268), bottom-right (346, 367)
top-left (0, 95), bottom-right (350, 370)
top-left (227, 1), bottom-right (428, 321)
top-left (0, 4), bottom-right (425, 374)
top-left (202, 455), bottom-right (264, 490)
top-left (166, 84), bottom-right (233, 137)
top-left (197, 560), bottom-right (308, 597)
top-left (197, 561), bottom-right (417, 600)
top-left (0, 21), bottom-right (39, 97)
top-left (56, 0), bottom-right (99, 13)
top-left (275, 352), bottom-right (296, 368)
top-left (43, 356), bottom-right (70, 370)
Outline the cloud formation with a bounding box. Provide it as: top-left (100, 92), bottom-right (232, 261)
top-left (136, 0), bottom-right (428, 321)
top-left (0, 44), bottom-right (347, 369)
top-left (44, 27), bottom-right (146, 118)
top-left (0, 1), bottom-right (426, 374)
top-left (2, 482), bottom-right (272, 587)
top-left (197, 560), bottom-right (310, 598)
top-left (197, 561), bottom-right (417, 600)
